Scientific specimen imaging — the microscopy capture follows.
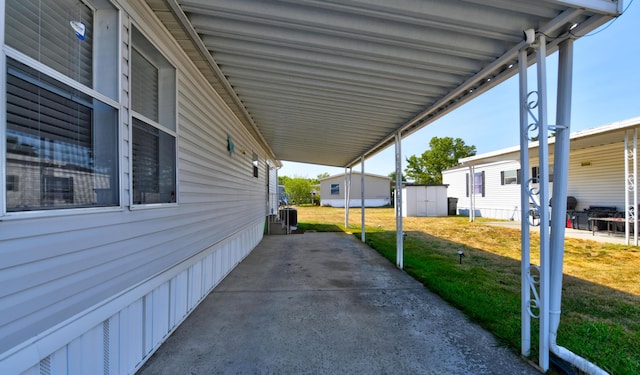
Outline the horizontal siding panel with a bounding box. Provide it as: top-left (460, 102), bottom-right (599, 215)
top-left (568, 142), bottom-right (627, 210)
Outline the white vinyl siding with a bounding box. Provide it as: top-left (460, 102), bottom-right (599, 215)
top-left (320, 173), bottom-right (391, 207)
top-left (567, 142), bottom-right (627, 210)
top-left (444, 161), bottom-right (524, 220)
top-left (443, 141), bottom-right (634, 220)
top-left (0, 2), bottom-right (274, 373)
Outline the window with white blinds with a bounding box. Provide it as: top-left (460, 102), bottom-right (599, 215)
top-left (131, 26), bottom-right (177, 205)
top-left (3, 0), bottom-right (120, 213)
top-left (5, 0), bottom-right (93, 87)
top-left (131, 48), bottom-right (159, 123)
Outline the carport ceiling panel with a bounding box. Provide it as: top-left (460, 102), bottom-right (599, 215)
top-left (171, 0), bottom-right (617, 167)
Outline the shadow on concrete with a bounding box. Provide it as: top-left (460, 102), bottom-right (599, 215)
top-left (137, 232), bottom-right (540, 375)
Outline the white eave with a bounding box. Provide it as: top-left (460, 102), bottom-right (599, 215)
top-left (457, 115), bottom-right (640, 167)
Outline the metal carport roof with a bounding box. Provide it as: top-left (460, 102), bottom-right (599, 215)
top-left (146, 0), bottom-right (621, 168)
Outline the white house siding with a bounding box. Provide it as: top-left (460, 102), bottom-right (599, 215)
top-left (567, 142), bottom-right (627, 210)
top-left (443, 142), bottom-right (632, 221)
top-left (443, 160), bottom-right (525, 221)
top-left (319, 172), bottom-right (391, 207)
top-left (0, 1), bottom-right (274, 374)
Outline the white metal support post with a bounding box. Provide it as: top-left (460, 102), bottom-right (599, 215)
top-left (395, 133), bottom-right (404, 269)
top-left (625, 129), bottom-right (639, 247)
top-left (518, 48), bottom-right (531, 358)
top-left (468, 165), bottom-right (475, 222)
top-left (361, 155), bottom-right (366, 243)
top-left (344, 167), bottom-right (351, 227)
top-left (535, 34), bottom-right (551, 371)
top-left (625, 133), bottom-right (630, 244)
top-left (633, 128), bottom-right (638, 246)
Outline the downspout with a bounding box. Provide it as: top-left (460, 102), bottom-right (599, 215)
top-left (549, 38), bottom-right (609, 375)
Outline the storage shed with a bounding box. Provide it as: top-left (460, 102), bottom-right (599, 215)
top-left (402, 184), bottom-right (449, 217)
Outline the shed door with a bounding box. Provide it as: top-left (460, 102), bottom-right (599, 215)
top-left (415, 187), bottom-right (438, 216)
top-left (425, 187), bottom-right (439, 216)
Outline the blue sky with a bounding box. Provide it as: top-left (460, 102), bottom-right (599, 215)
top-left (279, 1), bottom-right (640, 179)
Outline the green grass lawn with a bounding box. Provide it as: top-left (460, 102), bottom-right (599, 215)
top-left (295, 206), bottom-right (640, 374)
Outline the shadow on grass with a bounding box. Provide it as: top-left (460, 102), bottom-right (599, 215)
top-left (352, 229), bottom-right (640, 375)
top-left (297, 222), bottom-right (343, 232)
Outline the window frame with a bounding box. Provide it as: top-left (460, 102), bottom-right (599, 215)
top-left (330, 183), bottom-right (340, 195)
top-left (466, 171), bottom-right (485, 197)
top-left (128, 24), bottom-right (178, 209)
top-left (252, 152), bottom-right (259, 178)
top-left (501, 169), bottom-right (521, 185)
top-left (1, 0), bottom-right (122, 218)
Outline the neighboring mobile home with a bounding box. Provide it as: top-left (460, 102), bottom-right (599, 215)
top-left (320, 172), bottom-right (391, 207)
top-left (1, 1), bottom-right (279, 373)
top-left (442, 117), bottom-right (640, 221)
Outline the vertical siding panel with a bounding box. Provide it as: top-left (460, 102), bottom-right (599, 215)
top-left (204, 253), bottom-right (214, 291)
top-left (174, 271), bottom-right (188, 321)
top-left (118, 301), bottom-right (143, 374)
top-left (143, 294), bottom-right (153, 356)
top-left (19, 365), bottom-right (39, 375)
top-left (107, 315), bottom-right (120, 375)
top-left (50, 346), bottom-right (68, 375)
top-left (79, 325), bottom-right (104, 375)
top-left (168, 276), bottom-right (178, 329)
top-left (152, 283), bottom-right (170, 348)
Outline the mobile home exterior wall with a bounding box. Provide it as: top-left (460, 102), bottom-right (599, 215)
top-left (1, 1), bottom-right (277, 373)
top-left (319, 172), bottom-right (391, 207)
top-left (443, 142), bottom-right (630, 221)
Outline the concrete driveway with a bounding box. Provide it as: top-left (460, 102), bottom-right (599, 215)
top-left (138, 232), bottom-right (539, 375)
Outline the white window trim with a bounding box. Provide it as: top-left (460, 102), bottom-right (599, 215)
top-left (1, 3), bottom-right (123, 218)
top-left (128, 24), bottom-right (179, 210)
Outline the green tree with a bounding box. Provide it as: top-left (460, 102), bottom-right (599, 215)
top-left (405, 137), bottom-right (476, 184)
top-left (278, 175), bottom-right (291, 186)
top-left (317, 172), bottom-right (330, 180)
top-left (284, 177), bottom-right (314, 205)
top-left (388, 171), bottom-right (406, 182)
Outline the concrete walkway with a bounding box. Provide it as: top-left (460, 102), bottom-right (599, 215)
top-left (138, 232), bottom-right (539, 375)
